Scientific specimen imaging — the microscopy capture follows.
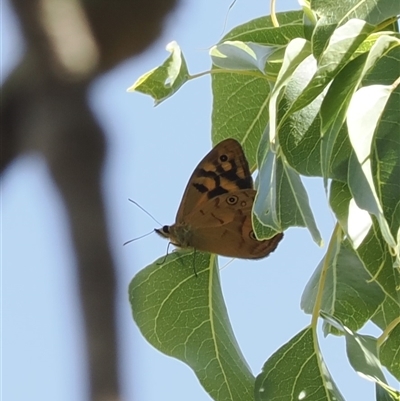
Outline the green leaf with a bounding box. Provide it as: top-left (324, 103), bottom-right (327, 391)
top-left (325, 180), bottom-right (400, 333)
top-left (212, 11), bottom-right (308, 168)
top-left (310, 0), bottom-right (400, 57)
top-left (277, 51), bottom-right (324, 177)
top-left (301, 238), bottom-right (384, 333)
top-left (320, 35), bottom-right (400, 182)
top-left (376, 384), bottom-right (400, 401)
top-left (129, 251), bottom-right (255, 401)
top-left (289, 19), bottom-right (374, 114)
top-left (380, 322), bottom-right (400, 381)
top-left (221, 11), bottom-right (305, 43)
top-left (210, 41), bottom-right (281, 75)
top-left (211, 70), bottom-right (270, 169)
top-left (127, 41), bottom-right (189, 105)
top-left (319, 54), bottom-right (367, 181)
top-left (370, 82), bottom-right (400, 245)
top-left (268, 38), bottom-right (312, 145)
top-left (255, 327), bottom-right (345, 401)
top-left (372, 298), bottom-right (400, 333)
top-left (327, 125), bottom-right (352, 182)
top-left (321, 313), bottom-right (400, 398)
top-left (346, 333), bottom-right (385, 381)
top-left (355, 222), bottom-right (399, 332)
top-left (347, 83), bottom-right (397, 248)
top-left (329, 180), bottom-right (372, 249)
top-left (254, 138), bottom-right (322, 244)
top-left (358, 35), bottom-right (400, 76)
top-left (311, 0), bottom-right (400, 26)
top-left (254, 136), bottom-right (280, 230)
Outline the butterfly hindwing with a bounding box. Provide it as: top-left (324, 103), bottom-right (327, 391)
top-left (181, 189), bottom-right (283, 258)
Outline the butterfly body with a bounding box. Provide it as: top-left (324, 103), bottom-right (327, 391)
top-left (156, 139), bottom-right (283, 259)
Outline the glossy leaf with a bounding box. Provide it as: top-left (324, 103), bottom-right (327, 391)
top-left (320, 35), bottom-right (400, 182)
top-left (127, 41), bottom-right (189, 105)
top-left (289, 19), bottom-right (374, 114)
top-left (220, 11), bottom-right (304, 43)
top-left (329, 180), bottom-right (399, 334)
top-left (319, 54), bottom-right (366, 182)
top-left (255, 327), bottom-right (345, 401)
top-left (129, 251), bottom-right (254, 401)
top-left (311, 0), bottom-right (400, 26)
top-left (212, 11), bottom-right (307, 168)
top-left (210, 41), bottom-right (280, 75)
top-left (311, 0), bottom-right (400, 57)
top-left (268, 38), bottom-right (312, 145)
top-left (301, 237), bottom-right (384, 333)
top-left (254, 138), bottom-right (322, 244)
top-left (380, 322), bottom-right (400, 381)
top-left (276, 51), bottom-right (324, 177)
top-left (329, 180), bottom-right (372, 249)
top-left (321, 313), bottom-right (400, 398)
top-left (347, 84), bottom-right (398, 248)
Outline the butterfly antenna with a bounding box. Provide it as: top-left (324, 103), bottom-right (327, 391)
top-left (128, 198), bottom-right (162, 226)
top-left (220, 0), bottom-right (237, 37)
top-left (123, 230), bottom-right (154, 246)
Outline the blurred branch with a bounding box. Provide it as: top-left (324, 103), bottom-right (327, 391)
top-left (1, 0), bottom-right (178, 400)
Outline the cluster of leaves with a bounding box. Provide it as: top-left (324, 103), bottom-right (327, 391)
top-left (128, 1), bottom-right (400, 400)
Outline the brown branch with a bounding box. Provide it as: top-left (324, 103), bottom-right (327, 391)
top-left (2, 0), bottom-right (179, 400)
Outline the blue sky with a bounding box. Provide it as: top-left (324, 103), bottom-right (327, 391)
top-left (2, 0), bottom-right (396, 400)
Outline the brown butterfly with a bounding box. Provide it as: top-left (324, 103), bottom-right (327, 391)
top-left (155, 138), bottom-right (283, 258)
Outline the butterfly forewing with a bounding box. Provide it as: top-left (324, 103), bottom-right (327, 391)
top-left (175, 139), bottom-right (253, 222)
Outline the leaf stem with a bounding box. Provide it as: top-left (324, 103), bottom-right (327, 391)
top-left (392, 75), bottom-right (400, 90)
top-left (377, 316), bottom-right (400, 347)
top-left (270, 0), bottom-right (279, 27)
top-left (311, 223), bottom-right (341, 327)
top-left (188, 68), bottom-right (270, 81)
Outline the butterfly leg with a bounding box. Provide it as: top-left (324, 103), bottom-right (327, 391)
top-left (157, 242), bottom-right (172, 265)
top-left (192, 249), bottom-right (198, 278)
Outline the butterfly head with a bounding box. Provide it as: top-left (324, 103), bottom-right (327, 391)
top-left (155, 223), bottom-right (193, 249)
top-left (155, 225), bottom-right (171, 238)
